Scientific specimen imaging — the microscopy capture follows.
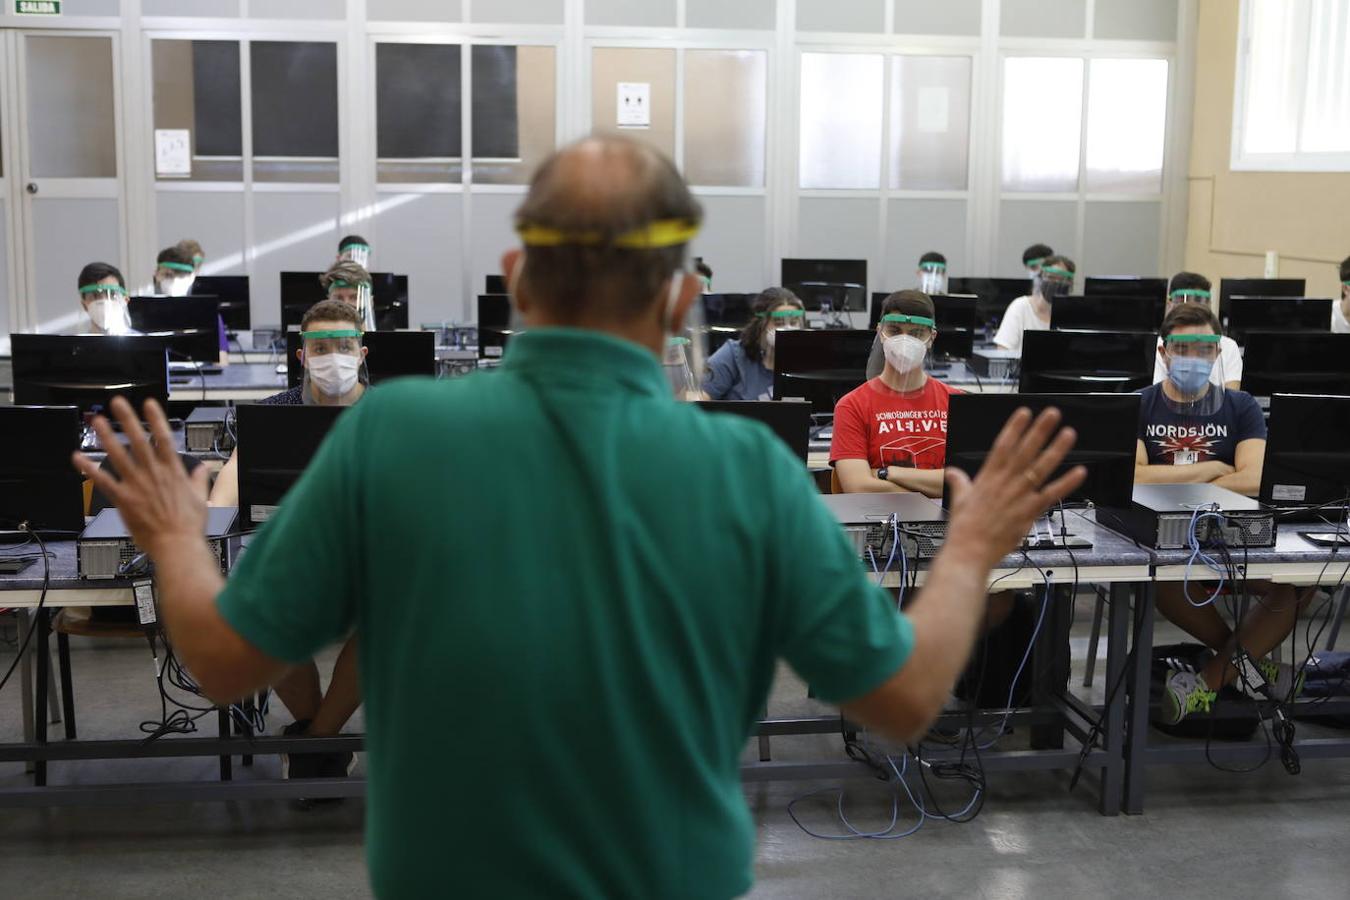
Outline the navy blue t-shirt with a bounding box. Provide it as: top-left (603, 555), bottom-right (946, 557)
top-left (1138, 383), bottom-right (1266, 466)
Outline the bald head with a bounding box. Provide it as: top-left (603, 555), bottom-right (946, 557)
top-left (513, 135), bottom-right (703, 324)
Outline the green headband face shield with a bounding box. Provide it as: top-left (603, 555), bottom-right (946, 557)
top-left (880, 313), bottom-right (936, 329)
top-left (1024, 257), bottom-right (1046, 269)
top-left (327, 279), bottom-right (371, 292)
top-left (918, 261), bottom-right (947, 271)
top-left (1169, 288), bottom-right (1211, 301)
top-left (300, 328), bottom-right (363, 356)
top-left (757, 309), bottom-right (806, 320)
top-left (1165, 333), bottom-right (1221, 343)
top-left (79, 283), bottom-right (127, 297)
top-left (158, 261), bottom-right (195, 274)
top-left (1039, 265), bottom-right (1073, 280)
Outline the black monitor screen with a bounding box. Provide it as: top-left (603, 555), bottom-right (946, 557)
top-left (0, 405), bottom-right (85, 535)
top-left (869, 293), bottom-right (977, 358)
top-left (1019, 330), bottom-right (1156, 394)
top-left (1260, 393), bottom-right (1350, 517)
top-left (1050, 295), bottom-right (1158, 333)
top-left (285, 330), bottom-right (437, 387)
top-left (1224, 297), bottom-right (1331, 345)
top-left (236, 404), bottom-right (349, 527)
top-left (478, 294), bottom-right (511, 330)
top-left (944, 393), bottom-right (1140, 510)
top-left (772, 329), bottom-right (874, 413)
top-left (11, 334), bottom-right (169, 411)
top-left (1241, 332), bottom-right (1350, 397)
top-left (1084, 276), bottom-right (1167, 306)
top-left (1219, 277), bottom-right (1305, 317)
top-left (782, 259), bottom-right (867, 312)
top-left (280, 271), bottom-right (410, 330)
top-left (702, 293), bottom-right (756, 329)
top-left (695, 400), bottom-right (813, 463)
top-left (946, 277), bottom-right (1032, 329)
top-left (479, 329), bottom-right (512, 361)
top-left (485, 274), bottom-right (507, 294)
top-left (129, 296), bottom-right (222, 363)
top-left (192, 275), bottom-right (251, 331)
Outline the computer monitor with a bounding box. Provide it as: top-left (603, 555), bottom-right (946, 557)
top-left (0, 405), bottom-right (85, 536)
top-left (1084, 276), bottom-right (1167, 322)
top-left (236, 404), bottom-right (349, 527)
top-left (1224, 297), bottom-right (1331, 345)
top-left (1218, 277), bottom-right (1305, 318)
top-left (285, 330), bottom-right (438, 387)
top-left (1049, 295), bottom-right (1158, 333)
top-left (192, 275), bottom-right (251, 331)
top-left (280, 271), bottom-right (410, 330)
top-left (1240, 332), bottom-right (1350, 397)
top-left (946, 277), bottom-right (1033, 329)
top-left (1259, 393), bottom-right (1350, 521)
top-left (782, 259), bottom-right (867, 312)
top-left (479, 329), bottom-right (512, 361)
top-left (478, 294), bottom-right (512, 330)
top-left (11, 334), bottom-right (170, 411)
top-left (1019, 330), bottom-right (1156, 394)
top-left (485, 274), bottom-right (507, 294)
top-left (772, 329), bottom-right (874, 413)
top-left (701, 293), bottom-right (756, 328)
top-left (695, 401), bottom-right (813, 463)
top-left (129, 296), bottom-right (222, 364)
top-left (944, 393), bottom-right (1140, 510)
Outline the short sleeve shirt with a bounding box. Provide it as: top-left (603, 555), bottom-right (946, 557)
top-left (992, 295), bottom-right (1048, 353)
top-left (830, 376), bottom-right (962, 470)
top-left (1137, 382), bottom-right (1267, 466)
top-left (216, 328), bottom-right (913, 900)
top-left (1333, 301), bottom-right (1350, 335)
top-left (702, 338), bottom-right (774, 401)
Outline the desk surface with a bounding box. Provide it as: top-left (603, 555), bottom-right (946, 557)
top-left (169, 361), bottom-right (287, 401)
top-left (1153, 527), bottom-right (1350, 585)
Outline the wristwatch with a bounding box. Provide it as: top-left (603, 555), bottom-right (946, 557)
top-left (877, 467), bottom-right (889, 483)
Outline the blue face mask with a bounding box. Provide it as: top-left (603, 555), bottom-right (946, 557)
top-left (1167, 355), bottom-right (1213, 395)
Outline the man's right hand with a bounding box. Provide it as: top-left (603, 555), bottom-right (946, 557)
top-left (942, 407), bottom-right (1087, 570)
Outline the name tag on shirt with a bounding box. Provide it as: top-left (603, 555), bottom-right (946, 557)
top-left (1173, 450), bottom-right (1198, 466)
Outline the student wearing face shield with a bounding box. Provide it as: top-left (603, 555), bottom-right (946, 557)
top-left (917, 251), bottom-right (948, 295)
top-left (1334, 255), bottom-right (1350, 334)
top-left (1152, 272), bottom-right (1242, 389)
top-left (321, 260), bottom-right (376, 331)
top-left (1022, 243), bottom-right (1053, 279)
top-left (694, 258), bottom-right (713, 293)
top-left (701, 287), bottom-right (805, 401)
top-left (337, 234), bottom-right (371, 269)
top-left (76, 262), bottom-right (136, 335)
top-left (156, 244), bottom-right (229, 363)
top-left (1134, 303), bottom-right (1306, 724)
top-left (993, 254), bottom-right (1075, 354)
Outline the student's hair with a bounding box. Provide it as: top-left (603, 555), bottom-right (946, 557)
top-left (1160, 302), bottom-right (1222, 338)
top-left (514, 135), bottom-right (704, 324)
top-left (156, 244), bottom-right (195, 268)
top-left (918, 251), bottom-right (947, 267)
top-left (175, 238), bottom-right (204, 263)
top-left (739, 287), bottom-right (804, 363)
top-left (1022, 243), bottom-right (1054, 266)
top-left (1340, 255), bottom-right (1350, 283)
top-left (695, 259), bottom-right (713, 280)
top-left (320, 260), bottom-right (372, 292)
top-left (77, 261), bottom-right (125, 291)
top-left (880, 289), bottom-right (936, 323)
top-left (338, 234), bottom-right (369, 253)
top-left (1040, 254), bottom-right (1075, 275)
top-left (1168, 271), bottom-right (1212, 296)
top-left (301, 298), bottom-right (364, 332)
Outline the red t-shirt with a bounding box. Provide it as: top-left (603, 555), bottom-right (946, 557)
top-left (829, 376), bottom-right (963, 470)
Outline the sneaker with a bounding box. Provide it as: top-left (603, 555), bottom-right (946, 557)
top-left (280, 719), bottom-right (323, 782)
top-left (1247, 657), bottom-right (1306, 703)
top-left (321, 749), bottom-right (357, 779)
top-left (1159, 670), bottom-right (1217, 725)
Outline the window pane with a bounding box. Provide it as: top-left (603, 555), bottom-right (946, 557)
top-left (889, 55), bottom-right (971, 190)
top-left (1301, 0), bottom-right (1350, 152)
top-left (250, 41), bottom-right (339, 183)
top-left (799, 53), bottom-right (883, 190)
top-left (1001, 57), bottom-right (1083, 192)
top-left (152, 40), bottom-right (243, 182)
top-left (684, 50), bottom-right (767, 187)
top-left (1241, 0), bottom-right (1303, 155)
top-left (473, 45), bottom-right (556, 186)
top-left (376, 42), bottom-right (461, 184)
top-left (27, 36), bottom-right (117, 178)
top-left (590, 48), bottom-right (676, 160)
top-left (1085, 59), bottom-right (1167, 193)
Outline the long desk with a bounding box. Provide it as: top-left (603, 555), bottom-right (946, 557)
top-left (167, 361), bottom-right (287, 402)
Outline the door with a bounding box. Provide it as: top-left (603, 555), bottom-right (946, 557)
top-left (11, 30), bottom-right (125, 334)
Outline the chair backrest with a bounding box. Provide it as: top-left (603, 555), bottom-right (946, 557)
top-left (89, 453), bottom-right (203, 515)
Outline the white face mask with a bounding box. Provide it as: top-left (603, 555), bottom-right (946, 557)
top-left (88, 298), bottom-right (130, 334)
top-left (882, 333), bottom-right (928, 374)
top-left (161, 275), bottom-right (194, 297)
top-left (307, 353), bottom-right (361, 398)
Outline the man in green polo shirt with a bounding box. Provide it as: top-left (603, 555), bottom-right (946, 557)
top-left (74, 135), bottom-right (1085, 899)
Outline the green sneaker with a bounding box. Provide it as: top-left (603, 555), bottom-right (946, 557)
top-left (1159, 670), bottom-right (1217, 725)
top-left (1252, 657), bottom-right (1305, 702)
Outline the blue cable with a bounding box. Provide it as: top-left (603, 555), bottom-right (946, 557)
top-left (895, 517), bottom-right (908, 609)
top-left (977, 575), bottom-right (1052, 750)
top-left (1183, 505), bottom-right (1229, 606)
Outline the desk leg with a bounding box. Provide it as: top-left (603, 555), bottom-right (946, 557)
top-left (218, 708), bottom-right (232, 781)
top-left (17, 610), bottom-right (35, 775)
top-left (34, 609), bottom-right (50, 787)
top-left (1030, 586), bottom-right (1068, 750)
top-left (1097, 583), bottom-right (1131, 816)
top-left (1124, 581), bottom-right (1156, 815)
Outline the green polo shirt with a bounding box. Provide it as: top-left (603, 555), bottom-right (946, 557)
top-left (217, 328), bottom-right (913, 899)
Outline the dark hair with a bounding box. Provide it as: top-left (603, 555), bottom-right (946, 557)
top-left (1160, 302), bottom-right (1222, 338)
top-left (880, 289), bottom-right (936, 323)
top-left (156, 244), bottom-right (195, 267)
top-left (1167, 271), bottom-right (1211, 296)
top-left (740, 287), bottom-right (804, 363)
top-left (77, 262), bottom-right (125, 292)
top-left (339, 234), bottom-right (369, 252)
top-left (1023, 243), bottom-right (1054, 266)
top-left (1339, 256), bottom-right (1350, 284)
top-left (514, 135), bottom-right (704, 324)
top-left (321, 260), bottom-right (372, 292)
top-left (918, 251), bottom-right (946, 267)
top-left (695, 259), bottom-right (713, 280)
top-left (301, 298), bottom-right (363, 332)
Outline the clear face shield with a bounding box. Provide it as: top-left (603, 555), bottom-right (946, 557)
top-left (918, 262), bottom-right (948, 295)
top-left (1025, 256), bottom-right (1046, 279)
top-left (760, 308), bottom-right (806, 365)
top-left (1160, 332), bottom-right (1227, 420)
top-left (1035, 265), bottom-right (1074, 303)
top-left (329, 280), bottom-right (376, 331)
top-left (877, 313), bottom-right (936, 374)
top-left (157, 261), bottom-right (196, 297)
top-left (300, 328), bottom-right (364, 401)
top-left (1166, 287), bottom-right (1212, 316)
top-left (80, 283), bottom-right (132, 335)
top-left (339, 242), bottom-right (371, 269)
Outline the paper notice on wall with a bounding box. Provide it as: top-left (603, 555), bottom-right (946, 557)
top-left (916, 87), bottom-right (949, 134)
top-left (617, 82), bottom-right (651, 129)
top-left (154, 129), bottom-right (191, 177)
